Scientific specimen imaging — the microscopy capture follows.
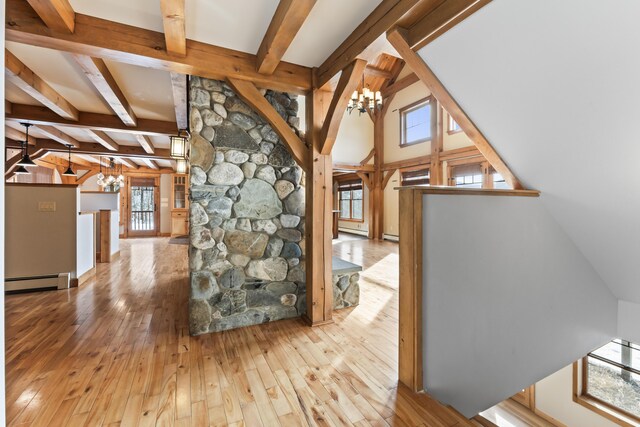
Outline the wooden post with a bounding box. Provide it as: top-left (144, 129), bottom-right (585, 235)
top-left (430, 101), bottom-right (444, 185)
top-left (99, 209), bottom-right (111, 263)
top-left (304, 89), bottom-right (334, 326)
top-left (398, 188), bottom-right (423, 392)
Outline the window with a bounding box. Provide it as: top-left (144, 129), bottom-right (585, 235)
top-left (401, 168), bottom-right (430, 186)
top-left (492, 170), bottom-right (509, 189)
top-left (449, 163), bottom-right (483, 188)
top-left (575, 339), bottom-right (640, 425)
top-left (586, 340), bottom-right (640, 417)
top-left (448, 114), bottom-right (462, 134)
top-left (338, 180), bottom-right (363, 221)
top-left (400, 97), bottom-right (433, 147)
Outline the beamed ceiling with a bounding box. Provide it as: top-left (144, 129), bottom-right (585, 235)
top-left (4, 0), bottom-right (493, 179)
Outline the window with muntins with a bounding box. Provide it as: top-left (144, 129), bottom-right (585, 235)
top-left (400, 97), bottom-right (432, 146)
top-left (448, 114), bottom-right (462, 134)
top-left (338, 180), bottom-right (363, 221)
top-left (450, 163), bottom-right (483, 188)
top-left (583, 339), bottom-right (640, 419)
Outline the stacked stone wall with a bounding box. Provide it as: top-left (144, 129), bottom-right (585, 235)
top-left (188, 77), bottom-right (306, 335)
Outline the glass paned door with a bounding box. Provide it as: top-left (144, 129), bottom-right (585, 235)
top-left (129, 178), bottom-right (158, 236)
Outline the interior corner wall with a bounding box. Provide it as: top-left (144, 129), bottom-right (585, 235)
top-left (160, 174), bottom-right (171, 234)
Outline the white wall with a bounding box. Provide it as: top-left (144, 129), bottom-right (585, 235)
top-left (419, 0), bottom-right (640, 308)
top-left (421, 193), bottom-right (617, 417)
top-left (76, 213), bottom-right (95, 277)
top-left (535, 365), bottom-right (619, 427)
top-left (332, 110), bottom-right (373, 164)
top-left (80, 192), bottom-right (119, 211)
top-left (160, 174), bottom-right (171, 234)
top-left (618, 300), bottom-right (640, 345)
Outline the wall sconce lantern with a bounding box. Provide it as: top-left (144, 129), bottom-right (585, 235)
top-left (170, 129), bottom-right (190, 159)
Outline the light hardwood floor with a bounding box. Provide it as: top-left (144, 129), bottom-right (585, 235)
top-left (6, 235), bottom-right (473, 426)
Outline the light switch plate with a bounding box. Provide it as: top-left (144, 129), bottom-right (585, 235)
top-left (38, 201), bottom-right (56, 212)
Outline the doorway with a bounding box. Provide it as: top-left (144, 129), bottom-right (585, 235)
top-left (127, 176), bottom-right (159, 237)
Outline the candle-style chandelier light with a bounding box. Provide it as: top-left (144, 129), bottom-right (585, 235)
top-left (97, 157), bottom-right (124, 191)
top-left (346, 76), bottom-right (382, 115)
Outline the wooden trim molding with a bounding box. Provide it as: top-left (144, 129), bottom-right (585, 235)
top-left (398, 186), bottom-right (540, 197)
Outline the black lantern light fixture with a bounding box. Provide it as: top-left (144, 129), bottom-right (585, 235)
top-left (17, 123), bottom-right (37, 168)
top-left (170, 129), bottom-right (190, 159)
top-left (62, 144), bottom-right (76, 176)
top-left (14, 165), bottom-right (31, 175)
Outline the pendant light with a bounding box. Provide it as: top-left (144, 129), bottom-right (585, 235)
top-left (14, 165), bottom-right (30, 175)
top-left (17, 123), bottom-right (37, 167)
top-left (62, 145), bottom-right (76, 176)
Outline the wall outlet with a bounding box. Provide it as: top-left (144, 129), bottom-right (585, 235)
top-left (38, 201), bottom-right (56, 212)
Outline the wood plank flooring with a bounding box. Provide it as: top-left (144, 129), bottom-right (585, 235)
top-left (6, 235), bottom-right (473, 426)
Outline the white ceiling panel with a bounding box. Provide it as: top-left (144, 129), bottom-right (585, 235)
top-left (6, 42), bottom-right (113, 114)
top-left (283, 0), bottom-right (383, 67)
top-left (70, 0), bottom-right (164, 32)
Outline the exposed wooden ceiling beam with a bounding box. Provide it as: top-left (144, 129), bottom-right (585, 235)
top-left (5, 125), bottom-right (36, 145)
top-left (315, 0), bottom-right (419, 88)
top-left (407, 0), bottom-right (491, 50)
top-left (5, 138), bottom-right (173, 160)
top-left (364, 65), bottom-right (393, 80)
top-left (141, 158), bottom-right (158, 170)
top-left (160, 0), bottom-right (186, 57)
top-left (35, 124), bottom-right (80, 147)
top-left (6, 0), bottom-right (313, 94)
top-left (26, 0), bottom-right (75, 33)
top-left (72, 55), bottom-right (137, 126)
top-left (6, 103), bottom-right (177, 136)
top-left (333, 162), bottom-right (375, 172)
top-left (169, 72), bottom-right (188, 129)
top-left (386, 27), bottom-right (522, 189)
top-left (256, 0), bottom-right (317, 75)
top-left (5, 49), bottom-right (79, 120)
top-left (85, 129), bottom-right (119, 151)
top-left (381, 72), bottom-right (419, 97)
top-left (319, 59), bottom-right (368, 154)
top-left (135, 134), bottom-right (155, 155)
top-left (226, 78), bottom-right (309, 169)
top-left (117, 157), bottom-right (138, 170)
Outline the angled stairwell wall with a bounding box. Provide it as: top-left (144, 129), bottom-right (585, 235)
top-left (419, 192), bottom-right (617, 417)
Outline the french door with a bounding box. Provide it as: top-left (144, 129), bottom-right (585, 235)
top-left (127, 177), bottom-right (159, 237)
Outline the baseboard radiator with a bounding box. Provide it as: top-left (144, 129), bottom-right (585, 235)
top-left (5, 273), bottom-right (71, 293)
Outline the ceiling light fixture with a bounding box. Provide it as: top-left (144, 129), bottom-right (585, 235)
top-left (347, 75), bottom-right (382, 116)
top-left (97, 157), bottom-right (124, 190)
top-left (14, 165), bottom-right (30, 175)
top-left (17, 123), bottom-right (37, 168)
top-left (62, 145), bottom-right (76, 176)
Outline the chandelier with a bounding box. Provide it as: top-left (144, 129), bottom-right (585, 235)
top-left (97, 157), bottom-right (124, 191)
top-left (347, 76), bottom-right (382, 115)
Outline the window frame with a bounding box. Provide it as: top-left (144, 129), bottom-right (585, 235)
top-left (447, 113), bottom-right (463, 135)
top-left (573, 342), bottom-right (640, 427)
top-left (337, 180), bottom-right (364, 223)
top-left (399, 96), bottom-right (434, 148)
